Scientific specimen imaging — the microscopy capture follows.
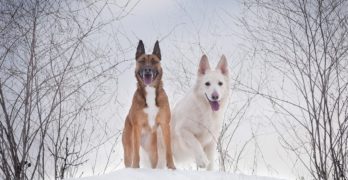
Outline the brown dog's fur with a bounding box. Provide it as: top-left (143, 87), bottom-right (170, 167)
top-left (122, 40), bottom-right (175, 169)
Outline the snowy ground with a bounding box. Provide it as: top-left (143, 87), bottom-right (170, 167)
top-left (65, 168), bottom-right (285, 180)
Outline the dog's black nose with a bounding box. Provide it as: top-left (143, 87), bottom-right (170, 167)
top-left (143, 67), bottom-right (152, 74)
top-left (212, 94), bottom-right (219, 100)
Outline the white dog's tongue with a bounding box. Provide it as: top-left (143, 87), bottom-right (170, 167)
top-left (209, 101), bottom-right (220, 111)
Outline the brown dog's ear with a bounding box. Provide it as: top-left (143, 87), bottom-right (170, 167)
top-left (136, 40), bottom-right (145, 60)
top-left (216, 55), bottom-right (228, 76)
top-left (152, 40), bottom-right (161, 60)
top-left (198, 55), bottom-right (210, 75)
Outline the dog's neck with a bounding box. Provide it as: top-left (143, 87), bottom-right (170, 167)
top-left (136, 79), bottom-right (163, 104)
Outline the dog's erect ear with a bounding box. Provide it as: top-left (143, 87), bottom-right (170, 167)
top-left (152, 40), bottom-right (161, 60)
top-left (136, 40), bottom-right (145, 60)
top-left (216, 55), bottom-right (228, 76)
top-left (198, 55), bottom-right (210, 75)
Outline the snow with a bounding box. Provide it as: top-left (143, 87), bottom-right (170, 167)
top-left (65, 168), bottom-right (284, 180)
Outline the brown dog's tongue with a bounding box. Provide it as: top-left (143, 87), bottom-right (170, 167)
top-left (209, 101), bottom-right (220, 111)
top-left (143, 74), bottom-right (152, 85)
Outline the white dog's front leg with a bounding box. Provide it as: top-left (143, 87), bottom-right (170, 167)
top-left (204, 142), bottom-right (216, 170)
top-left (180, 129), bottom-right (209, 168)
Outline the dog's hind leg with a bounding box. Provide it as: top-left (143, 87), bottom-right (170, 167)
top-left (180, 129), bottom-right (209, 168)
top-left (132, 123), bottom-right (142, 168)
top-left (122, 117), bottom-right (133, 168)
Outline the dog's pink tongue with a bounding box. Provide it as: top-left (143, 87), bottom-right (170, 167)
top-left (209, 101), bottom-right (220, 111)
top-left (143, 75), bottom-right (152, 85)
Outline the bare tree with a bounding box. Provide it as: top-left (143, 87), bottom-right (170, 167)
top-left (0, 0), bottom-right (135, 179)
top-left (239, 0), bottom-right (348, 179)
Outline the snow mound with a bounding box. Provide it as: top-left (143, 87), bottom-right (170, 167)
top-left (66, 168), bottom-right (284, 180)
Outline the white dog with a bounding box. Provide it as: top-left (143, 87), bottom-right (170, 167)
top-left (144, 55), bottom-right (229, 170)
top-left (167, 54), bottom-right (230, 170)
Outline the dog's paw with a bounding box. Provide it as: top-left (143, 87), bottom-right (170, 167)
top-left (196, 155), bottom-right (209, 168)
top-left (167, 163), bottom-right (176, 170)
top-left (132, 163), bottom-right (140, 168)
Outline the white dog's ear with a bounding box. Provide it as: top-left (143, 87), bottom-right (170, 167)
top-left (198, 55), bottom-right (210, 75)
top-left (216, 55), bottom-right (228, 75)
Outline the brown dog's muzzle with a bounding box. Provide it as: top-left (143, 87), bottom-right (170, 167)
top-left (139, 66), bottom-right (158, 85)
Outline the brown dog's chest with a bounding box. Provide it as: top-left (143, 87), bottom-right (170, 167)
top-left (143, 86), bottom-right (159, 128)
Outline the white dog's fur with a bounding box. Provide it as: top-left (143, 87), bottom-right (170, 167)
top-left (142, 55), bottom-right (229, 170)
top-left (153, 55), bottom-right (229, 170)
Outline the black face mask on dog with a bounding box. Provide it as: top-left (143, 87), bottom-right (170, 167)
top-left (139, 67), bottom-right (158, 85)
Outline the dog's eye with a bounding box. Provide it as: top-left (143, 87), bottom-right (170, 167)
top-left (152, 61), bottom-right (158, 64)
top-left (218, 81), bottom-right (223, 86)
top-left (205, 82), bottom-right (210, 86)
top-left (138, 58), bottom-right (146, 63)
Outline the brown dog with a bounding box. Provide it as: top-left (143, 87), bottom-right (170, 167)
top-left (122, 40), bottom-right (175, 169)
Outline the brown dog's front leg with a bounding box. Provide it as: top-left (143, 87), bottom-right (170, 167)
top-left (149, 130), bottom-right (158, 168)
top-left (161, 123), bottom-right (176, 169)
top-left (132, 125), bottom-right (141, 168)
